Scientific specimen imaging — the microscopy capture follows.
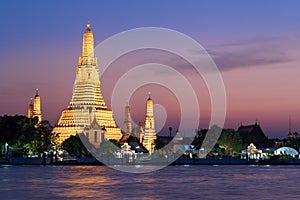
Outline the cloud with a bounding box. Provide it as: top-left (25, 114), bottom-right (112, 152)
top-left (218, 35), bottom-right (288, 47)
top-left (106, 34), bottom-right (299, 77)
top-left (210, 47), bottom-right (292, 71)
top-left (143, 34), bottom-right (297, 74)
top-left (205, 35), bottom-right (297, 71)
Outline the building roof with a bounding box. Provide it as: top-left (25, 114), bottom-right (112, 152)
top-left (120, 135), bottom-right (148, 153)
top-left (237, 122), bottom-right (271, 148)
top-left (274, 147), bottom-right (299, 156)
top-left (84, 116), bottom-right (103, 131)
top-left (237, 124), bottom-right (257, 133)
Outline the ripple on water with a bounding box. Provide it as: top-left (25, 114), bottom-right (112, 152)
top-left (1, 165), bottom-right (300, 199)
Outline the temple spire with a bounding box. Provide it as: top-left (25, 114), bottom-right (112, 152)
top-left (28, 89), bottom-right (42, 123)
top-left (53, 21), bottom-right (122, 144)
top-left (28, 98), bottom-right (33, 118)
top-left (81, 20), bottom-right (94, 58)
top-left (87, 20), bottom-right (91, 29)
top-left (143, 93), bottom-right (156, 153)
top-left (289, 116), bottom-right (292, 133)
top-left (33, 89), bottom-right (42, 122)
top-left (123, 103), bottom-right (132, 134)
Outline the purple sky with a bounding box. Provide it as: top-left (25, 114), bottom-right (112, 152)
top-left (0, 1), bottom-right (300, 138)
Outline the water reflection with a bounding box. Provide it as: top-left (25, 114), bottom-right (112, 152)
top-left (1, 165), bottom-right (300, 199)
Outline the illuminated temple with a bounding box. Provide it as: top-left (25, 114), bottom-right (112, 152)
top-left (53, 21), bottom-right (122, 144)
top-left (122, 94), bottom-right (157, 153)
top-left (142, 93), bottom-right (157, 153)
top-left (28, 89), bottom-right (42, 123)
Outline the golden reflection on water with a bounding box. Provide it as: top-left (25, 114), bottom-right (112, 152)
top-left (46, 165), bottom-right (159, 199)
top-left (52, 166), bottom-right (120, 199)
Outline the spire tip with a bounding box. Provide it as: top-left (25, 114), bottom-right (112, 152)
top-left (87, 20), bottom-right (91, 29)
top-left (148, 92), bottom-right (151, 100)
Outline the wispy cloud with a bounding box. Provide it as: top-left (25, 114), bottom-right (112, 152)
top-left (217, 35), bottom-right (288, 47)
top-left (207, 35), bottom-right (298, 71)
top-left (109, 34), bottom-right (299, 77)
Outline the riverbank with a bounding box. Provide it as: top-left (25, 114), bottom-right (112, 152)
top-left (2, 156), bottom-right (300, 166)
top-left (174, 158), bottom-right (300, 165)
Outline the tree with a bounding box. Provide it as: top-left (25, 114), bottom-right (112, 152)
top-left (61, 134), bottom-right (89, 156)
top-left (154, 138), bottom-right (166, 150)
top-left (192, 129), bottom-right (208, 150)
top-left (99, 139), bottom-right (120, 155)
top-left (0, 115), bottom-right (57, 155)
top-left (109, 139), bottom-right (121, 148)
top-left (217, 129), bottom-right (245, 154)
top-left (34, 120), bottom-right (59, 153)
top-left (285, 134), bottom-right (300, 151)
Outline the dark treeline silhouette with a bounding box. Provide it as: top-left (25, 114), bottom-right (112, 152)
top-left (0, 115), bottom-right (58, 156)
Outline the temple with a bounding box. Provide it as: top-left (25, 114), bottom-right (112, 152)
top-left (121, 94), bottom-right (157, 154)
top-left (142, 93), bottom-right (157, 153)
top-left (28, 89), bottom-right (42, 123)
top-left (123, 103), bottom-right (132, 135)
top-left (237, 121), bottom-right (271, 148)
top-left (52, 21), bottom-right (122, 144)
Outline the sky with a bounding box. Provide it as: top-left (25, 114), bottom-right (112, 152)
top-left (0, 1), bottom-right (300, 138)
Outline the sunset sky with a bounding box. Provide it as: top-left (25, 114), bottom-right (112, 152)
top-left (0, 1), bottom-right (299, 138)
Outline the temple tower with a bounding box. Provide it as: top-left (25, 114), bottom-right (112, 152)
top-left (288, 117), bottom-right (293, 138)
top-left (28, 98), bottom-right (33, 118)
top-left (52, 21), bottom-right (122, 144)
top-left (142, 93), bottom-right (157, 153)
top-left (28, 89), bottom-right (42, 123)
top-left (123, 103), bottom-right (132, 134)
top-left (33, 89), bottom-right (42, 122)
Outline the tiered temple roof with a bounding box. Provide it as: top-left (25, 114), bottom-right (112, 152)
top-left (52, 21), bottom-right (122, 144)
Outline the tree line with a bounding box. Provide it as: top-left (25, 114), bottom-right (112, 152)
top-left (0, 115), bottom-right (58, 156)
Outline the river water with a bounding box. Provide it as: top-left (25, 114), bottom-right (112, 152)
top-left (1, 165), bottom-right (300, 199)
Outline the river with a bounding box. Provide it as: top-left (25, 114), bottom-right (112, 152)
top-left (1, 165), bottom-right (300, 199)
